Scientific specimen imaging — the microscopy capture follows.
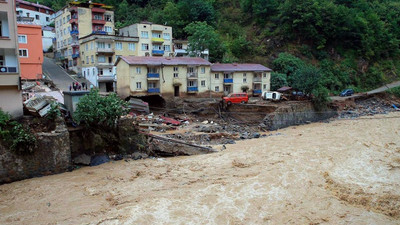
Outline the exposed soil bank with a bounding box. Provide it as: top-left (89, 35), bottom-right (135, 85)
top-left (0, 113), bottom-right (399, 224)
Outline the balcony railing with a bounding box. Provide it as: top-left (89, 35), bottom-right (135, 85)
top-left (187, 86), bottom-right (198, 92)
top-left (152, 49), bottom-right (164, 55)
top-left (97, 48), bottom-right (114, 53)
top-left (69, 18), bottom-right (78, 24)
top-left (151, 37), bottom-right (164, 43)
top-left (148, 88), bottom-right (160, 93)
top-left (147, 73), bottom-right (160, 79)
top-left (96, 62), bottom-right (114, 67)
top-left (253, 77), bottom-right (262, 83)
top-left (0, 67), bottom-right (18, 73)
top-left (92, 19), bottom-right (106, 25)
top-left (187, 72), bottom-right (198, 79)
top-left (253, 89), bottom-right (262, 94)
top-left (71, 41), bottom-right (79, 47)
top-left (70, 30), bottom-right (79, 35)
top-left (72, 53), bottom-right (80, 58)
top-left (224, 78), bottom-right (233, 83)
top-left (92, 31), bottom-right (107, 35)
top-left (92, 7), bottom-right (106, 13)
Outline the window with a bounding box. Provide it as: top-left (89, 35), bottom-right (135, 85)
top-left (46, 17), bottom-right (49, 22)
top-left (188, 67), bottom-right (194, 73)
top-left (164, 45), bottom-right (170, 52)
top-left (215, 86), bottom-right (219, 92)
top-left (224, 73), bottom-right (230, 78)
top-left (174, 73), bottom-right (178, 78)
top-left (176, 43), bottom-right (183, 49)
top-left (99, 68), bottom-right (103, 75)
top-left (105, 14), bottom-right (112, 22)
top-left (18, 35), bottom-right (27, 43)
top-left (85, 43), bottom-right (88, 51)
top-left (93, 68), bottom-right (95, 76)
top-left (128, 43), bottom-right (135, 51)
top-left (98, 42), bottom-right (105, 49)
top-left (19, 49), bottom-right (28, 57)
top-left (200, 67), bottom-right (205, 74)
top-left (27, 13), bottom-right (30, 18)
top-left (188, 81), bottom-right (195, 87)
top-left (86, 56), bottom-right (89, 64)
top-left (141, 43), bottom-right (149, 51)
top-left (104, 26), bottom-right (112, 33)
top-left (263, 73), bottom-right (267, 78)
top-left (136, 82), bottom-right (142, 89)
top-left (201, 80), bottom-right (206, 87)
top-left (98, 55), bottom-right (105, 63)
top-left (163, 33), bottom-right (170, 40)
top-left (263, 84), bottom-right (267, 89)
top-left (243, 78), bottom-right (247, 83)
top-left (91, 55), bottom-right (94, 63)
top-left (243, 73), bottom-right (246, 77)
top-left (63, 17), bottom-right (65, 24)
top-left (214, 74), bottom-right (219, 79)
top-left (141, 31), bottom-right (148, 38)
top-left (67, 15), bottom-right (70, 20)
top-left (93, 14), bottom-right (103, 20)
top-left (148, 82), bottom-right (156, 88)
top-left (152, 33), bottom-right (161, 38)
top-left (136, 67), bottom-right (141, 74)
top-left (115, 42), bottom-right (122, 50)
top-left (91, 42), bottom-right (94, 50)
top-left (153, 44), bottom-right (162, 50)
top-left (0, 56), bottom-right (4, 66)
top-left (35, 15), bottom-right (39, 20)
top-left (173, 67), bottom-right (178, 72)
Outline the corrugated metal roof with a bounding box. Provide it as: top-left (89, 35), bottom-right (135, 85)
top-left (211, 63), bottom-right (272, 72)
top-left (118, 56), bottom-right (212, 66)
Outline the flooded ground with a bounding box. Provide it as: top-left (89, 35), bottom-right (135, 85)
top-left (1, 113), bottom-right (400, 225)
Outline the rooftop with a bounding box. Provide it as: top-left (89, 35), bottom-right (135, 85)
top-left (117, 56), bottom-right (212, 66)
top-left (211, 63), bottom-right (272, 72)
top-left (16, 0), bottom-right (54, 12)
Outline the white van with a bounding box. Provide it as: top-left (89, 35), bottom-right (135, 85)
top-left (262, 91), bottom-right (281, 101)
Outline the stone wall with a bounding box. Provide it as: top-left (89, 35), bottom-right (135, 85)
top-left (262, 101), bottom-right (337, 130)
top-left (0, 122), bottom-right (71, 184)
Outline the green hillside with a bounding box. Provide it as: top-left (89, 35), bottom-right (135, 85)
top-left (33, 0), bottom-right (400, 94)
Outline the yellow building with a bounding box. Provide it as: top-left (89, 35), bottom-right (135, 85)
top-left (79, 33), bottom-right (138, 92)
top-left (119, 22), bottom-right (173, 57)
top-left (0, 0), bottom-right (23, 117)
top-left (115, 56), bottom-right (212, 99)
top-left (210, 64), bottom-right (272, 96)
top-left (54, 2), bottom-right (114, 72)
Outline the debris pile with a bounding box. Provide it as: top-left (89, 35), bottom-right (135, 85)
top-left (338, 96), bottom-right (400, 119)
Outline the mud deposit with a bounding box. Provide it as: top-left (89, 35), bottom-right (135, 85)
top-left (1, 113), bottom-right (400, 224)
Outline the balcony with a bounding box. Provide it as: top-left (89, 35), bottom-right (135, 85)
top-left (70, 30), bottom-right (79, 35)
top-left (92, 19), bottom-right (106, 25)
top-left (69, 18), bottom-right (78, 24)
top-left (0, 67), bottom-right (18, 74)
top-left (72, 53), bottom-right (80, 58)
top-left (224, 78), bottom-right (233, 83)
top-left (147, 73), bottom-right (160, 79)
top-left (148, 88), bottom-right (160, 93)
top-left (175, 49), bottom-right (187, 54)
top-left (96, 62), bottom-right (114, 67)
top-left (92, 30), bottom-right (107, 35)
top-left (71, 41), bottom-right (79, 47)
top-left (187, 72), bottom-right (198, 79)
top-left (187, 86), bottom-right (198, 92)
top-left (98, 75), bottom-right (115, 82)
top-left (151, 37), bottom-right (164, 43)
top-left (92, 7), bottom-right (106, 13)
top-left (253, 89), bottom-right (262, 94)
top-left (152, 49), bottom-right (164, 55)
top-left (253, 77), bottom-right (262, 83)
top-left (97, 48), bottom-right (114, 53)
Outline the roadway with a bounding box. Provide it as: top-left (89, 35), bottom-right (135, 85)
top-left (42, 57), bottom-right (76, 92)
top-left (330, 80), bottom-right (400, 101)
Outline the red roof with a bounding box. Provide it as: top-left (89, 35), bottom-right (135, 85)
top-left (118, 56), bottom-right (212, 66)
top-left (17, 0), bottom-right (54, 12)
top-left (211, 63), bottom-right (272, 72)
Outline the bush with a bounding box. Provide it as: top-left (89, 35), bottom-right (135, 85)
top-left (270, 72), bottom-right (288, 91)
top-left (273, 52), bottom-right (306, 76)
top-left (387, 86), bottom-right (400, 97)
top-left (74, 90), bottom-right (129, 129)
top-left (0, 110), bottom-right (37, 154)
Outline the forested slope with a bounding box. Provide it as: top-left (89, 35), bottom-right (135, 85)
top-left (35, 0), bottom-right (400, 94)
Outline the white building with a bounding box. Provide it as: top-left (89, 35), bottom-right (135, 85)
top-left (42, 26), bottom-right (55, 52)
top-left (15, 0), bottom-right (54, 27)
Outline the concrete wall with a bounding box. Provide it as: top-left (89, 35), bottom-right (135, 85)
top-left (0, 86), bottom-right (23, 118)
top-left (0, 122), bottom-right (71, 184)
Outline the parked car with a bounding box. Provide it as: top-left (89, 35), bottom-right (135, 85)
top-left (222, 93), bottom-right (249, 105)
top-left (340, 89), bottom-right (354, 97)
top-left (262, 91), bottom-right (281, 101)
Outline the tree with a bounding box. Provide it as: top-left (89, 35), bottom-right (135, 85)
top-left (74, 90), bottom-right (129, 129)
top-left (290, 65), bottom-right (321, 95)
top-left (273, 53), bottom-right (305, 76)
top-left (184, 21), bottom-right (226, 62)
top-left (270, 72), bottom-right (288, 91)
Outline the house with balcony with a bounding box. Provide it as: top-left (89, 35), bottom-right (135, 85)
top-left (54, 2), bottom-right (114, 72)
top-left (173, 39), bottom-right (209, 60)
top-left (16, 0), bottom-right (54, 26)
top-left (115, 56), bottom-right (211, 99)
top-left (210, 63), bottom-right (272, 96)
top-left (79, 33), bottom-right (138, 92)
top-left (118, 22), bottom-right (173, 57)
top-left (0, 0), bottom-right (23, 117)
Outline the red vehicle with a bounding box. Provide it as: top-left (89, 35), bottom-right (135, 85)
top-left (222, 93), bottom-right (249, 105)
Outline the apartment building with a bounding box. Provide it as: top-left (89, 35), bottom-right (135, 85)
top-left (119, 22), bottom-right (173, 57)
top-left (115, 56), bottom-right (212, 99)
top-left (173, 39), bottom-right (209, 60)
top-left (211, 64), bottom-right (271, 96)
top-left (54, 2), bottom-right (114, 72)
top-left (79, 33), bottom-right (138, 92)
top-left (16, 0), bottom-right (54, 26)
top-left (0, 0), bottom-right (23, 117)
top-left (17, 23), bottom-right (43, 80)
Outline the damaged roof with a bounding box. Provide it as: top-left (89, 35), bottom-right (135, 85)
top-left (211, 63), bottom-right (272, 72)
top-left (116, 56), bottom-right (212, 66)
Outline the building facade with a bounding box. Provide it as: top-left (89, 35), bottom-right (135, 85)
top-left (79, 33), bottom-right (138, 92)
top-left (54, 2), bottom-right (114, 72)
top-left (211, 64), bottom-right (271, 96)
top-left (17, 23), bottom-right (43, 80)
top-left (116, 56), bottom-right (212, 99)
top-left (0, 0), bottom-right (23, 117)
top-left (173, 39), bottom-right (209, 60)
top-left (16, 0), bottom-right (54, 26)
top-left (119, 22), bottom-right (173, 57)
top-left (42, 26), bottom-right (55, 52)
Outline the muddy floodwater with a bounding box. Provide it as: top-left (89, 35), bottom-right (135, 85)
top-left (1, 113), bottom-right (400, 224)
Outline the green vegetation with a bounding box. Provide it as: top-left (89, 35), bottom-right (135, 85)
top-left (74, 90), bottom-right (129, 128)
top-left (270, 73), bottom-right (288, 91)
top-left (0, 110), bottom-right (37, 154)
top-left (387, 87), bottom-right (400, 98)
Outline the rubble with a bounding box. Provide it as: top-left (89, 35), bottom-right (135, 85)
top-left (338, 96), bottom-right (399, 119)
